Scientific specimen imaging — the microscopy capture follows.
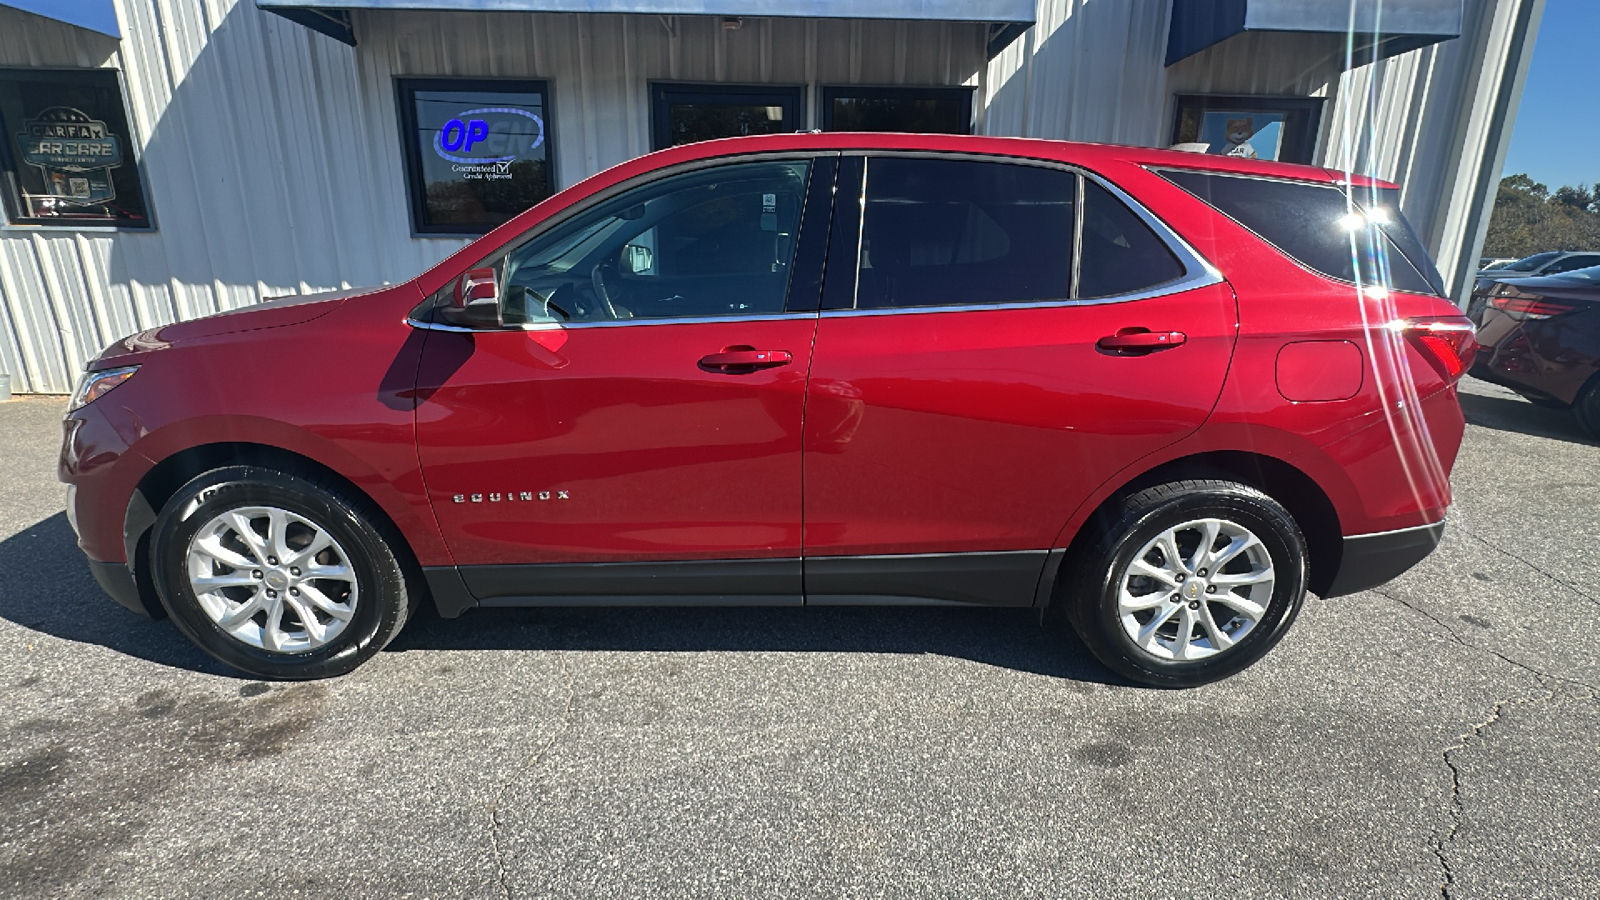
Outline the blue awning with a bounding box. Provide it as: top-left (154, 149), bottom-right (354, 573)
top-left (256, 0), bottom-right (1035, 57)
top-left (1167, 0), bottom-right (1462, 66)
top-left (1, 0), bottom-right (120, 37)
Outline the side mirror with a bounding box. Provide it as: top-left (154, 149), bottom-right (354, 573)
top-left (454, 267), bottom-right (498, 308)
top-left (621, 244), bottom-right (653, 275)
top-left (442, 266), bottom-right (502, 328)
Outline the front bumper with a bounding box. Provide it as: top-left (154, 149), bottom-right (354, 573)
top-left (1321, 521), bottom-right (1445, 598)
top-left (86, 557), bottom-right (159, 618)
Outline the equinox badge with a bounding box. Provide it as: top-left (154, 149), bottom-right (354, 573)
top-left (452, 490), bottom-right (569, 503)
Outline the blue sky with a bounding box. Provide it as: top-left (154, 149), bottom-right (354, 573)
top-left (1501, 0), bottom-right (1598, 190)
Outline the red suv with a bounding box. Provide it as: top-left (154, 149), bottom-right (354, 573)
top-left (60, 134), bottom-right (1473, 687)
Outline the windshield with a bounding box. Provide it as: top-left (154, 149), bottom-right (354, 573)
top-left (1501, 251), bottom-right (1561, 272)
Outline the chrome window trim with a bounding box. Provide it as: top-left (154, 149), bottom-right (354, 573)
top-left (407, 311), bottom-right (820, 333)
top-left (817, 286), bottom-right (1213, 319)
top-left (410, 150), bottom-right (1231, 334)
top-left (824, 150), bottom-right (1222, 316)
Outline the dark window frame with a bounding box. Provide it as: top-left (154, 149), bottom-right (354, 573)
top-left (1169, 94), bottom-right (1324, 166)
top-left (820, 85), bottom-right (975, 134)
top-left (0, 66), bottom-right (154, 230)
top-left (395, 76), bottom-right (556, 237)
top-left (649, 82), bottom-right (806, 151)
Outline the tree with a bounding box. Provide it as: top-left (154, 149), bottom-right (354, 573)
top-left (1482, 173), bottom-right (1600, 258)
top-left (1551, 184), bottom-right (1595, 213)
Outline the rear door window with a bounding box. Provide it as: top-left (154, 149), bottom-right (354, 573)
top-left (1161, 169), bottom-right (1440, 296)
top-left (853, 157), bottom-right (1077, 309)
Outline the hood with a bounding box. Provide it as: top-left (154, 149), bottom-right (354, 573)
top-left (91, 284), bottom-right (390, 370)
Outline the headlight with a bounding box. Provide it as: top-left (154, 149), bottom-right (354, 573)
top-left (68, 366), bottom-right (139, 411)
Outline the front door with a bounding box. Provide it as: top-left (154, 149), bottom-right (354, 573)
top-left (801, 156), bottom-right (1237, 605)
top-left (415, 156), bottom-right (834, 603)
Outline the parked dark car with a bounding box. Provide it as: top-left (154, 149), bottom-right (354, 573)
top-left (1472, 265), bottom-right (1600, 436)
top-left (61, 133), bottom-right (1472, 688)
top-left (1469, 251), bottom-right (1600, 323)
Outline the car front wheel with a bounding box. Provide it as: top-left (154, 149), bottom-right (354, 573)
top-left (150, 466), bottom-right (414, 680)
top-left (1066, 479), bottom-right (1308, 688)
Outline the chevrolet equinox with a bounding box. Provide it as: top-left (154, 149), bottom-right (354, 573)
top-left (61, 134), bottom-right (1474, 687)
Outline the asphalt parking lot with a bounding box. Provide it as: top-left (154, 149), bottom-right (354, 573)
top-left (2, 376), bottom-right (1597, 899)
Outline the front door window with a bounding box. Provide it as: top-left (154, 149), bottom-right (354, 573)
top-left (498, 160), bottom-right (811, 324)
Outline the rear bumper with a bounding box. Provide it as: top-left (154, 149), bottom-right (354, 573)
top-left (1321, 521), bottom-right (1445, 598)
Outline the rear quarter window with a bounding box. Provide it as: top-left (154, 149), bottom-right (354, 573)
top-left (1077, 180), bottom-right (1187, 298)
top-left (1160, 169), bottom-right (1440, 296)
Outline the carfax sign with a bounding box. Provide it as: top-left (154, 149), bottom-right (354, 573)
top-left (18, 106), bottom-right (123, 205)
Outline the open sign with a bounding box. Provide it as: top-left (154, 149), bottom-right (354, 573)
top-left (433, 106), bottom-right (545, 164)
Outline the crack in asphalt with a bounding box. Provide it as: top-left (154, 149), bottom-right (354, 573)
top-left (1451, 521), bottom-right (1600, 608)
top-left (488, 652), bottom-right (576, 900)
top-left (1376, 588), bottom-right (1597, 693)
top-left (1376, 588), bottom-right (1599, 900)
top-left (1435, 693), bottom-right (1523, 900)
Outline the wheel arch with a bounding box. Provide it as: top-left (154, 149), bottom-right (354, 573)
top-left (1050, 450), bottom-right (1344, 602)
top-left (124, 442), bottom-right (434, 619)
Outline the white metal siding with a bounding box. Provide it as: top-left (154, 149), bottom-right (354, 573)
top-left (0, 0), bottom-right (1540, 392)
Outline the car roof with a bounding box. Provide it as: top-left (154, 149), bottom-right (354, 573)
top-left (631, 132), bottom-right (1399, 189)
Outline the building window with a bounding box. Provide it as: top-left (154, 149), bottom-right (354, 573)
top-left (397, 78), bottom-right (554, 236)
top-left (0, 68), bottom-right (151, 229)
top-left (1170, 95), bottom-right (1324, 165)
top-left (821, 86), bottom-right (973, 134)
top-left (650, 83), bottom-right (805, 151)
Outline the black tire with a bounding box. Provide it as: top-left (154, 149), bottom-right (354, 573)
top-left (1064, 479), bottom-right (1308, 688)
top-left (149, 466), bottom-right (414, 680)
top-left (1575, 376), bottom-right (1600, 440)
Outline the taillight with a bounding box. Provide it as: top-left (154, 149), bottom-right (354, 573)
top-left (1403, 317), bottom-right (1477, 382)
top-left (1489, 294), bottom-right (1576, 319)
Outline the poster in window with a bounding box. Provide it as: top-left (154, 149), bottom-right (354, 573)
top-left (0, 68), bottom-right (150, 227)
top-left (399, 79), bottom-right (553, 234)
top-left (1170, 95), bottom-right (1323, 166)
top-left (1197, 111), bottom-right (1285, 160)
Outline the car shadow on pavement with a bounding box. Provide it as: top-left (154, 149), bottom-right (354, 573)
top-left (0, 513), bottom-right (232, 676)
top-left (389, 604), bottom-right (1121, 685)
top-left (1457, 389), bottom-right (1596, 446)
top-left (1, 512), bottom-right (1120, 685)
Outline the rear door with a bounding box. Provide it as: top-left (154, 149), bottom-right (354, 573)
top-left (414, 155), bottom-right (835, 604)
top-left (800, 154), bottom-right (1238, 606)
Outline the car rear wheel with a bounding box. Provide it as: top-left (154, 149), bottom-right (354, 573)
top-left (1065, 480), bottom-right (1308, 688)
top-left (150, 466), bottom-right (414, 680)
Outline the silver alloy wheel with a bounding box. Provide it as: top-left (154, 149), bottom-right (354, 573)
top-left (185, 505), bottom-right (359, 653)
top-left (1117, 517), bottom-right (1275, 662)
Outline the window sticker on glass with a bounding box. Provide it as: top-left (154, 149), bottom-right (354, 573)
top-left (398, 79), bottom-right (554, 235)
